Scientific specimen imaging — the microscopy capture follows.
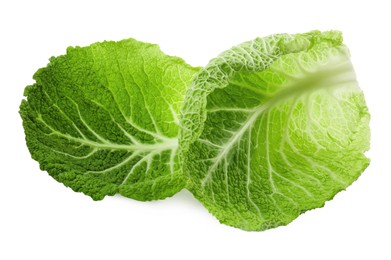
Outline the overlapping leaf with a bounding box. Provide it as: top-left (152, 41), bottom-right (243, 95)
top-left (179, 31), bottom-right (370, 230)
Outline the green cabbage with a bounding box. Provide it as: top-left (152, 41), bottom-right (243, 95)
top-left (21, 30), bottom-right (370, 231)
top-left (20, 38), bottom-right (199, 201)
top-left (180, 30), bottom-right (370, 230)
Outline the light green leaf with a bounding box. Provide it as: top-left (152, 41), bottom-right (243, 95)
top-left (180, 30), bottom-right (370, 231)
top-left (20, 38), bottom-right (199, 201)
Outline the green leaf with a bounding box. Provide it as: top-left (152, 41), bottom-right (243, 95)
top-left (20, 38), bottom-right (199, 201)
top-left (179, 30), bottom-right (370, 231)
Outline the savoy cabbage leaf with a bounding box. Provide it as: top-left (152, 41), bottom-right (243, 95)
top-left (21, 31), bottom-right (370, 231)
top-left (20, 38), bottom-right (199, 201)
top-left (179, 30), bottom-right (370, 231)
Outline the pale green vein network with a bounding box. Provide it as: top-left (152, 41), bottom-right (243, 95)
top-left (180, 30), bottom-right (370, 231)
top-left (21, 37), bottom-right (199, 201)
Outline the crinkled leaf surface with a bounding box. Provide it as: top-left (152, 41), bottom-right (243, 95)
top-left (180, 31), bottom-right (370, 231)
top-left (20, 38), bottom-right (199, 201)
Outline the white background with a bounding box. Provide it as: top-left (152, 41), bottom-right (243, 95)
top-left (1, 0), bottom-right (390, 259)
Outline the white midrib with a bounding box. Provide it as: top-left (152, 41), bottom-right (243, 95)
top-left (66, 134), bottom-right (178, 152)
top-left (38, 116), bottom-right (178, 152)
top-left (201, 102), bottom-right (267, 186)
